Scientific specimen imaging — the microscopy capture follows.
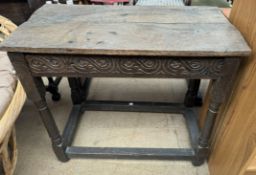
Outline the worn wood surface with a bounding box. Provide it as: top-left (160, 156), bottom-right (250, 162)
top-left (0, 4), bottom-right (250, 57)
top-left (199, 0), bottom-right (256, 175)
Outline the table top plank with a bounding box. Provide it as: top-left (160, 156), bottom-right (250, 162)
top-left (27, 5), bottom-right (229, 24)
top-left (0, 4), bottom-right (251, 57)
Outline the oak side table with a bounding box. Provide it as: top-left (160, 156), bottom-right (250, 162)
top-left (0, 4), bottom-right (251, 166)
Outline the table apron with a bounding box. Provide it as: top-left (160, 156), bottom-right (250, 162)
top-left (25, 54), bottom-right (227, 79)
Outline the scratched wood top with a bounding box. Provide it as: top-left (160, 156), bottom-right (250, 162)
top-left (0, 4), bottom-right (251, 57)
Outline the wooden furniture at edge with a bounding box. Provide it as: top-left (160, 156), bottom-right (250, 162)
top-left (0, 16), bottom-right (26, 175)
top-left (199, 0), bottom-right (256, 175)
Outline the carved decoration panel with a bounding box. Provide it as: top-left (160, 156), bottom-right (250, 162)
top-left (25, 54), bottom-right (225, 78)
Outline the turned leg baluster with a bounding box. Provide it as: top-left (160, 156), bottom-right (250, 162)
top-left (8, 53), bottom-right (69, 162)
top-left (193, 58), bottom-right (240, 166)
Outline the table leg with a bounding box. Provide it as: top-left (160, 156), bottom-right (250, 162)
top-left (192, 100), bottom-right (221, 166)
top-left (62, 78), bottom-right (91, 147)
top-left (46, 77), bottom-right (62, 101)
top-left (8, 53), bottom-right (69, 162)
top-left (184, 79), bottom-right (202, 107)
top-left (68, 78), bottom-right (91, 105)
top-left (193, 58), bottom-right (240, 166)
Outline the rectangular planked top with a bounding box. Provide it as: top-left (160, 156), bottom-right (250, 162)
top-left (0, 4), bottom-right (251, 57)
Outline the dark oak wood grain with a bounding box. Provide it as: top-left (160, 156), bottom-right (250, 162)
top-left (0, 4), bottom-right (251, 57)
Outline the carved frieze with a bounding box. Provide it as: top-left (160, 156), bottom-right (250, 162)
top-left (25, 54), bottom-right (225, 78)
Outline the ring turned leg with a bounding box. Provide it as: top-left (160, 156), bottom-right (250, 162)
top-left (8, 53), bottom-right (69, 162)
top-left (192, 102), bottom-right (221, 166)
top-left (193, 58), bottom-right (240, 166)
top-left (34, 99), bottom-right (69, 162)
